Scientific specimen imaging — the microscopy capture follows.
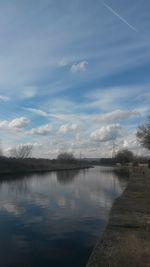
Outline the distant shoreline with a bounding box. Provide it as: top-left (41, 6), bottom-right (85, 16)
top-left (0, 156), bottom-right (93, 178)
top-left (87, 167), bottom-right (150, 267)
top-left (0, 165), bottom-right (92, 176)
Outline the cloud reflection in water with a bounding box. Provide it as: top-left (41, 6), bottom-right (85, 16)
top-left (0, 166), bottom-right (126, 267)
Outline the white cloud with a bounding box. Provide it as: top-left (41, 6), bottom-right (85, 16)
top-left (9, 117), bottom-right (29, 129)
top-left (0, 120), bottom-right (8, 129)
top-left (70, 61), bottom-right (88, 73)
top-left (58, 58), bottom-right (69, 67)
top-left (116, 132), bottom-right (149, 156)
top-left (28, 124), bottom-right (52, 136)
top-left (0, 95), bottom-right (10, 102)
top-left (59, 123), bottom-right (79, 134)
top-left (90, 124), bottom-right (121, 142)
top-left (0, 117), bottom-right (29, 130)
top-left (95, 109), bottom-right (140, 123)
top-left (23, 106), bottom-right (75, 121)
top-left (21, 86), bottom-right (37, 99)
top-left (23, 107), bottom-right (49, 117)
top-left (86, 86), bottom-right (139, 111)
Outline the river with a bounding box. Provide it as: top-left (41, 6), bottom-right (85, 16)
top-left (0, 166), bottom-right (126, 267)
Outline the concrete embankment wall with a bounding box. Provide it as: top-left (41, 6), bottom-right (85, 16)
top-left (86, 168), bottom-right (150, 267)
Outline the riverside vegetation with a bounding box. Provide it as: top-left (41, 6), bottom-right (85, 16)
top-left (0, 153), bottom-right (92, 176)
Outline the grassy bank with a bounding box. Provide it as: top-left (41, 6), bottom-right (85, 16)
top-left (113, 165), bottom-right (130, 177)
top-left (87, 167), bottom-right (150, 267)
top-left (0, 157), bottom-right (92, 176)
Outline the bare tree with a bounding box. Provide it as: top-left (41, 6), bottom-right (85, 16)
top-left (137, 116), bottom-right (150, 151)
top-left (57, 152), bottom-right (75, 162)
top-left (0, 147), bottom-right (3, 157)
top-left (0, 140), bottom-right (3, 157)
top-left (115, 149), bottom-right (134, 164)
top-left (10, 144), bottom-right (33, 159)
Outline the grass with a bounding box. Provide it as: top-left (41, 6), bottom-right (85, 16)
top-left (114, 165), bottom-right (130, 178)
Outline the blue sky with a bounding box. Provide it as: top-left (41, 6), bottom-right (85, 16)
top-left (0, 0), bottom-right (150, 158)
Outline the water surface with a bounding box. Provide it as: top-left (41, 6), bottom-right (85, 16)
top-left (0, 166), bottom-right (126, 267)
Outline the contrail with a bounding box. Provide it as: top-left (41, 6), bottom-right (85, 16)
top-left (103, 2), bottom-right (138, 32)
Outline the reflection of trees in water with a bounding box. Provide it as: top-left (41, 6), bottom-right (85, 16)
top-left (56, 169), bottom-right (81, 184)
top-left (98, 167), bottom-right (128, 191)
top-left (3, 177), bottom-right (29, 196)
top-left (114, 172), bottom-right (128, 190)
top-left (81, 168), bottom-right (88, 177)
top-left (0, 171), bottom-right (52, 196)
top-left (0, 173), bottom-right (34, 196)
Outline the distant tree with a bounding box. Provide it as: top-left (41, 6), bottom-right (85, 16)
top-left (10, 144), bottom-right (33, 159)
top-left (0, 147), bottom-right (3, 157)
top-left (136, 117), bottom-right (150, 151)
top-left (0, 140), bottom-right (3, 157)
top-left (57, 152), bottom-right (75, 162)
top-left (115, 149), bottom-right (134, 164)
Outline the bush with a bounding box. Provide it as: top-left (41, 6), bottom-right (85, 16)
top-left (115, 149), bottom-right (134, 164)
top-left (57, 152), bottom-right (77, 163)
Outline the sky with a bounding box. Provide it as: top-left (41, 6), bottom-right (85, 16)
top-left (0, 0), bottom-right (150, 158)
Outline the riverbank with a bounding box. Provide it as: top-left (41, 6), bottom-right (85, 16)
top-left (0, 157), bottom-right (92, 177)
top-left (0, 165), bottom-right (92, 175)
top-left (87, 167), bottom-right (150, 267)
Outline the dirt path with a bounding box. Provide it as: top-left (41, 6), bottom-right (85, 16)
top-left (86, 168), bottom-right (150, 267)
